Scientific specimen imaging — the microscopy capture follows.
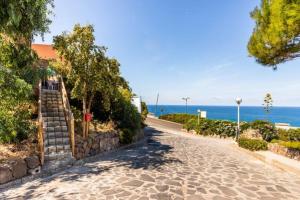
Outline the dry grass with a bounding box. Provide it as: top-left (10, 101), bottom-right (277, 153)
top-left (0, 138), bottom-right (38, 164)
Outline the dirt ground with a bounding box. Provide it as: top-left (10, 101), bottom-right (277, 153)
top-left (0, 139), bottom-right (38, 163)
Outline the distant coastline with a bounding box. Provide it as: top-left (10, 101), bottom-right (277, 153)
top-left (147, 105), bottom-right (300, 127)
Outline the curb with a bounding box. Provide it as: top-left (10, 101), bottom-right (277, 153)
top-left (232, 144), bottom-right (300, 177)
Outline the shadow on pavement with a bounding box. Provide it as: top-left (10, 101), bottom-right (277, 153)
top-left (1, 127), bottom-right (182, 199)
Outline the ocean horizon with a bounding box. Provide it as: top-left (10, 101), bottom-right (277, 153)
top-left (147, 105), bottom-right (300, 127)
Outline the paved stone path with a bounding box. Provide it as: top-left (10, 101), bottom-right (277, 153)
top-left (1, 127), bottom-right (300, 200)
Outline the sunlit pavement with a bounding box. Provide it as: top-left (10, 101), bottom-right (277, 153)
top-left (1, 126), bottom-right (300, 200)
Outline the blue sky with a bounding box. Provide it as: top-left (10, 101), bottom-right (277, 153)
top-left (35, 0), bottom-right (300, 106)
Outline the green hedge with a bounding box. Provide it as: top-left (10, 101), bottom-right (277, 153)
top-left (159, 114), bottom-right (295, 143)
top-left (159, 113), bottom-right (197, 124)
top-left (271, 139), bottom-right (300, 150)
top-left (238, 138), bottom-right (268, 151)
top-left (277, 128), bottom-right (300, 142)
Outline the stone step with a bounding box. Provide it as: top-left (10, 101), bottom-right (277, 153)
top-left (42, 112), bottom-right (65, 117)
top-left (43, 121), bottom-right (67, 127)
top-left (42, 89), bottom-right (60, 93)
top-left (44, 151), bottom-right (72, 161)
top-left (43, 117), bottom-right (65, 122)
top-left (45, 137), bottom-right (70, 146)
top-left (42, 97), bottom-right (61, 100)
top-left (43, 126), bottom-right (68, 132)
top-left (42, 106), bottom-right (64, 113)
top-left (44, 131), bottom-right (69, 139)
top-left (45, 144), bottom-right (71, 154)
top-left (43, 156), bottom-right (75, 171)
top-left (45, 126), bottom-right (68, 132)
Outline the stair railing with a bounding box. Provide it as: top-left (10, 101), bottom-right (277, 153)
top-left (38, 80), bottom-right (45, 165)
top-left (58, 76), bottom-right (75, 157)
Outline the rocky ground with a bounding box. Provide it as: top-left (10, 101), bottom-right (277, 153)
top-left (1, 125), bottom-right (300, 199)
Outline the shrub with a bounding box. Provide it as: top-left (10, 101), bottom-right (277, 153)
top-left (141, 101), bottom-right (148, 121)
top-left (183, 117), bottom-right (236, 138)
top-left (279, 141), bottom-right (300, 150)
top-left (287, 129), bottom-right (300, 141)
top-left (250, 120), bottom-right (277, 142)
top-left (159, 114), bottom-right (196, 124)
top-left (238, 138), bottom-right (268, 151)
top-left (277, 128), bottom-right (300, 142)
top-left (271, 140), bottom-right (300, 150)
top-left (277, 129), bottom-right (289, 141)
top-left (119, 128), bottom-right (134, 144)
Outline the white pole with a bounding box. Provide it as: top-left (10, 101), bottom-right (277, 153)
top-left (237, 104), bottom-right (240, 138)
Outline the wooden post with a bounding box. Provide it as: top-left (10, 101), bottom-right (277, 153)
top-left (39, 119), bottom-right (44, 165)
top-left (70, 114), bottom-right (75, 156)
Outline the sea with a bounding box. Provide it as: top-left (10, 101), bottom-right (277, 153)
top-left (147, 105), bottom-right (300, 127)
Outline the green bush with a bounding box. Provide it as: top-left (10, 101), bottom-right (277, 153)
top-left (159, 114), bottom-right (197, 124)
top-left (287, 129), bottom-right (300, 141)
top-left (279, 141), bottom-right (300, 150)
top-left (0, 67), bottom-right (35, 143)
top-left (238, 138), bottom-right (268, 151)
top-left (250, 120), bottom-right (277, 142)
top-left (271, 140), bottom-right (300, 150)
top-left (183, 117), bottom-right (236, 138)
top-left (277, 129), bottom-right (289, 141)
top-left (119, 128), bottom-right (134, 144)
top-left (277, 128), bottom-right (300, 142)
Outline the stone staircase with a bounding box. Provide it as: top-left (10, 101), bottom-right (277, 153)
top-left (41, 89), bottom-right (74, 169)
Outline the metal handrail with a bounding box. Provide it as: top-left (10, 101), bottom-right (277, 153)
top-left (59, 76), bottom-right (75, 156)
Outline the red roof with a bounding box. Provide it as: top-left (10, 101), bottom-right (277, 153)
top-left (31, 44), bottom-right (58, 60)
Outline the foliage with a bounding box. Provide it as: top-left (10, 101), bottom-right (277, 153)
top-left (263, 93), bottom-right (273, 115)
top-left (271, 139), bottom-right (300, 150)
top-left (159, 114), bottom-right (197, 124)
top-left (277, 128), bottom-right (300, 142)
top-left (183, 117), bottom-right (237, 138)
top-left (238, 138), bottom-right (268, 151)
top-left (248, 0), bottom-right (300, 67)
top-left (0, 0), bottom-right (54, 42)
top-left (0, 0), bottom-right (53, 82)
top-left (53, 24), bottom-right (124, 137)
top-left (119, 128), bottom-right (135, 144)
top-left (0, 67), bottom-right (35, 143)
top-left (0, 0), bottom-right (53, 144)
top-left (111, 88), bottom-right (141, 131)
top-left (249, 120), bottom-right (277, 142)
top-left (141, 101), bottom-right (148, 121)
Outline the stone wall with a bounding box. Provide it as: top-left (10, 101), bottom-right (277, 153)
top-left (75, 131), bottom-right (120, 160)
top-left (0, 155), bottom-right (41, 185)
top-left (268, 143), bottom-right (300, 161)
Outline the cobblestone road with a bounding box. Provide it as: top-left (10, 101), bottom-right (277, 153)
top-left (1, 126), bottom-right (300, 200)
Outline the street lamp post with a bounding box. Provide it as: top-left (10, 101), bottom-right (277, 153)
top-left (197, 109), bottom-right (201, 125)
top-left (235, 97), bottom-right (242, 141)
top-left (182, 97), bottom-right (190, 114)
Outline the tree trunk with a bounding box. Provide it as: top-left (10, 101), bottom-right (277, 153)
top-left (82, 84), bottom-right (87, 138)
top-left (85, 94), bottom-right (94, 137)
top-left (82, 98), bottom-right (86, 138)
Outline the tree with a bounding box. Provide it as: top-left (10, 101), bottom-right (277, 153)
top-left (0, 0), bottom-right (54, 44)
top-left (263, 93), bottom-right (273, 119)
top-left (53, 24), bottom-right (122, 138)
top-left (248, 0), bottom-right (300, 67)
top-left (0, 0), bottom-right (54, 143)
top-left (0, 0), bottom-right (54, 81)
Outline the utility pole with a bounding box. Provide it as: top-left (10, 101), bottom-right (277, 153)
top-left (155, 93), bottom-right (159, 115)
